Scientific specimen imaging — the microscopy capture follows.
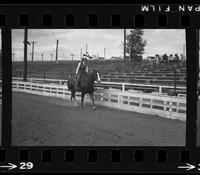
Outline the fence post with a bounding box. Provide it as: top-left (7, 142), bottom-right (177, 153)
top-left (100, 93), bottom-right (103, 102)
top-left (169, 102), bottom-right (172, 119)
top-left (139, 95), bottom-right (142, 107)
top-left (159, 86), bottom-right (162, 93)
top-left (118, 94), bottom-right (120, 107)
top-left (122, 83), bottom-right (125, 91)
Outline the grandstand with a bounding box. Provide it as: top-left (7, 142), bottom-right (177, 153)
top-left (12, 59), bottom-right (186, 95)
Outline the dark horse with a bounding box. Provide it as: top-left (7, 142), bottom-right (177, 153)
top-left (67, 69), bottom-right (101, 108)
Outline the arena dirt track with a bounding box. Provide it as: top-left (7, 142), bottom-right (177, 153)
top-left (12, 92), bottom-right (186, 146)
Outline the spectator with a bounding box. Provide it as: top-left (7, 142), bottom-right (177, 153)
top-left (155, 54), bottom-right (160, 64)
top-left (169, 54), bottom-right (173, 63)
top-left (180, 54), bottom-right (185, 61)
top-left (174, 54), bottom-right (179, 63)
top-left (162, 54), bottom-right (168, 63)
top-left (155, 56), bottom-right (159, 64)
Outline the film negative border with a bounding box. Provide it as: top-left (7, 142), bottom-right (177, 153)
top-left (0, 5), bottom-right (199, 28)
top-left (0, 4), bottom-right (200, 172)
top-left (0, 147), bottom-right (200, 172)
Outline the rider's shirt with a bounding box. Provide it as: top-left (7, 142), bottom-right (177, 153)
top-left (76, 61), bottom-right (88, 75)
top-left (79, 62), bottom-right (86, 73)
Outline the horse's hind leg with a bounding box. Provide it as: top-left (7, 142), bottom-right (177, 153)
top-left (81, 92), bottom-right (85, 107)
top-left (73, 90), bottom-right (78, 106)
top-left (70, 89), bottom-right (77, 106)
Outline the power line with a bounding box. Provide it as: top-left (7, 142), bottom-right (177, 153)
top-left (51, 30), bottom-right (66, 60)
top-left (60, 46), bottom-right (66, 60)
top-left (51, 30), bottom-right (58, 42)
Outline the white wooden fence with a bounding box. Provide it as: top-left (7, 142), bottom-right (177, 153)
top-left (12, 77), bottom-right (186, 94)
top-left (12, 81), bottom-right (186, 121)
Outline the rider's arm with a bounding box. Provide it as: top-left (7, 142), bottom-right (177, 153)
top-left (75, 62), bottom-right (81, 75)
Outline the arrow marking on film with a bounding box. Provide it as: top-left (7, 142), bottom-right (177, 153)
top-left (0, 163), bottom-right (17, 170)
top-left (178, 163), bottom-right (195, 171)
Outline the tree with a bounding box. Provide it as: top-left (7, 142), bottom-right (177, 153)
top-left (123, 29), bottom-right (147, 61)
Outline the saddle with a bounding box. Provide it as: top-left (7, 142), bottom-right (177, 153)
top-left (75, 72), bottom-right (87, 91)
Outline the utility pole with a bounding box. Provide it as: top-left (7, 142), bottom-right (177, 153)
top-left (30, 41), bottom-right (37, 62)
top-left (80, 49), bottom-right (82, 59)
top-left (12, 53), bottom-right (15, 62)
top-left (42, 53), bottom-right (44, 61)
top-left (23, 29), bottom-right (29, 82)
top-left (86, 43), bottom-right (88, 54)
top-left (50, 54), bottom-right (53, 61)
top-left (55, 40), bottom-right (59, 63)
top-left (71, 54), bottom-right (74, 61)
top-left (104, 48), bottom-right (106, 59)
top-left (124, 29), bottom-right (126, 60)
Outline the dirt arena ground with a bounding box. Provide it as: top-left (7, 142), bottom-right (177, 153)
top-left (197, 101), bottom-right (200, 146)
top-left (12, 92), bottom-right (186, 146)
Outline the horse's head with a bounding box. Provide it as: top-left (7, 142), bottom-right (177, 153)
top-left (92, 69), bottom-right (101, 83)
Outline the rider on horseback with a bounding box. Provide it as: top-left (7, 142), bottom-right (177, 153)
top-left (75, 54), bottom-right (89, 91)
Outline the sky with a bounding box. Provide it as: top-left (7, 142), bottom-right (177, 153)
top-left (11, 29), bottom-right (186, 61)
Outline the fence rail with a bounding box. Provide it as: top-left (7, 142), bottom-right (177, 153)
top-left (12, 81), bottom-right (186, 121)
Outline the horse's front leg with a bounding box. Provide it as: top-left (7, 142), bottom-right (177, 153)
top-left (70, 91), bottom-right (73, 104)
top-left (90, 93), bottom-right (95, 109)
top-left (81, 92), bottom-right (85, 107)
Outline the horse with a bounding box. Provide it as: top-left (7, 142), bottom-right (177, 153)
top-left (67, 69), bottom-right (101, 108)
